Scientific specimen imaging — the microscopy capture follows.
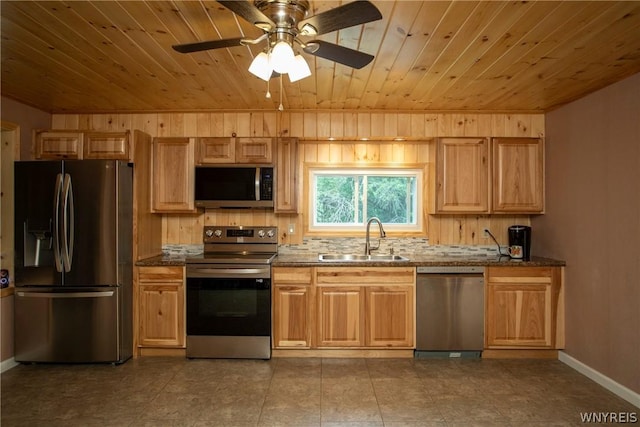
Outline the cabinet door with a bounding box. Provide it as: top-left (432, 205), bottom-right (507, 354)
top-left (152, 137), bottom-right (195, 212)
top-left (137, 266), bottom-right (185, 348)
top-left (436, 137), bottom-right (489, 213)
top-left (35, 131), bottom-right (83, 159)
top-left (485, 267), bottom-right (559, 348)
top-left (236, 137), bottom-right (272, 163)
top-left (365, 286), bottom-right (414, 347)
top-left (316, 286), bottom-right (364, 347)
top-left (492, 137), bottom-right (544, 213)
top-left (83, 132), bottom-right (130, 160)
top-left (273, 285), bottom-right (313, 348)
top-left (138, 283), bottom-right (185, 347)
top-left (272, 267), bottom-right (313, 348)
top-left (196, 137), bottom-right (235, 164)
top-left (274, 137), bottom-right (298, 213)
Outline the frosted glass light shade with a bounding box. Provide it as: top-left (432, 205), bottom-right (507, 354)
top-left (288, 55), bottom-right (311, 82)
top-left (248, 52), bottom-right (272, 81)
top-left (270, 41), bottom-right (295, 74)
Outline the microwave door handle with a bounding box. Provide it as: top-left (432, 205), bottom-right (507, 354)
top-left (255, 168), bottom-right (260, 201)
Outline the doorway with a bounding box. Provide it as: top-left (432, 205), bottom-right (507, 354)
top-left (1, 120), bottom-right (20, 368)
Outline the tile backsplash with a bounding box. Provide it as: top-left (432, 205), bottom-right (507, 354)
top-left (277, 237), bottom-right (501, 257)
top-left (162, 244), bottom-right (203, 256)
top-left (162, 239), bottom-right (502, 257)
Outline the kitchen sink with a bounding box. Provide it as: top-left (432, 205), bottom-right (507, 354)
top-left (318, 253), bottom-right (410, 262)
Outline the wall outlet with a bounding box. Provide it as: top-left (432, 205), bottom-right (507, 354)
top-left (288, 223), bottom-right (295, 235)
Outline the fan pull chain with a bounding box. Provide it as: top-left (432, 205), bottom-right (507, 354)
top-left (278, 74), bottom-right (284, 111)
top-left (265, 79), bottom-right (271, 99)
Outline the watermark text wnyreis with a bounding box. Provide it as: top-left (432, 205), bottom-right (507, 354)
top-left (580, 412), bottom-right (638, 423)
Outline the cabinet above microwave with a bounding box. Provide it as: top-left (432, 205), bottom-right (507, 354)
top-left (196, 137), bottom-right (272, 164)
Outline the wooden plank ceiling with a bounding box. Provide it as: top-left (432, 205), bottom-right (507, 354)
top-left (2, 1), bottom-right (640, 114)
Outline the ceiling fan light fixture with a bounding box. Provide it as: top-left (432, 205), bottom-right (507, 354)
top-left (248, 52), bottom-right (273, 81)
top-left (270, 40), bottom-right (295, 74)
top-left (288, 54), bottom-right (311, 82)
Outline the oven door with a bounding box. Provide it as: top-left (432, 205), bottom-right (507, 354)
top-left (186, 264), bottom-right (271, 338)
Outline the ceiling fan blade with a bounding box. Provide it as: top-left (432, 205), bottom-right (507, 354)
top-left (217, 0), bottom-right (275, 30)
top-left (298, 1), bottom-right (382, 36)
top-left (304, 40), bottom-right (374, 69)
top-left (172, 38), bottom-right (245, 53)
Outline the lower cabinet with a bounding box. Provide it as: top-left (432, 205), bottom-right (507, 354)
top-left (318, 267), bottom-right (415, 349)
top-left (272, 266), bottom-right (415, 350)
top-left (485, 266), bottom-right (564, 349)
top-left (365, 286), bottom-right (414, 347)
top-left (272, 267), bottom-right (313, 348)
top-left (275, 264), bottom-right (564, 353)
top-left (136, 266), bottom-right (185, 349)
top-left (317, 286), bottom-right (365, 347)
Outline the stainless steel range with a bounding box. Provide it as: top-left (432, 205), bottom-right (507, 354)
top-left (185, 225), bottom-right (277, 359)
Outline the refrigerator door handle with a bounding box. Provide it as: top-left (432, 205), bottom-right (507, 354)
top-left (53, 173), bottom-right (64, 272)
top-left (61, 173), bottom-right (74, 273)
top-left (16, 291), bottom-right (115, 298)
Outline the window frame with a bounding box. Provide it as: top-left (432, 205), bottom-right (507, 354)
top-left (306, 165), bottom-right (426, 235)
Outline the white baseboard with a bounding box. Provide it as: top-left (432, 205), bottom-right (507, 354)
top-left (559, 351), bottom-right (640, 408)
top-left (0, 357), bottom-right (19, 373)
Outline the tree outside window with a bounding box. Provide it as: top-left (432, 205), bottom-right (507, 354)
top-left (310, 168), bottom-right (422, 232)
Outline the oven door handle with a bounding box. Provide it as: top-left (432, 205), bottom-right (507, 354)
top-left (186, 267), bottom-right (271, 278)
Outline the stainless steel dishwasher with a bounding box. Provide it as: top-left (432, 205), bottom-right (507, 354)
top-left (415, 266), bottom-right (484, 358)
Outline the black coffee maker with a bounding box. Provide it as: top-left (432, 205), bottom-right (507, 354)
top-left (508, 225), bottom-right (531, 260)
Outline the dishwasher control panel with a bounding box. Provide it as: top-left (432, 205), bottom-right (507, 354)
top-left (416, 266), bottom-right (484, 274)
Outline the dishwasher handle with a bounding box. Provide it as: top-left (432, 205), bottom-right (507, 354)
top-left (417, 266), bottom-right (484, 274)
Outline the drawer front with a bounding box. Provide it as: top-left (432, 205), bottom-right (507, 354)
top-left (138, 266), bottom-right (184, 282)
top-left (272, 267), bottom-right (312, 284)
top-left (316, 267), bottom-right (415, 285)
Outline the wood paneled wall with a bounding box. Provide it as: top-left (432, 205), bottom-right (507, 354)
top-left (51, 111), bottom-right (542, 246)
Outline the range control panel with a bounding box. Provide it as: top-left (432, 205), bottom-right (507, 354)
top-left (203, 226), bottom-right (278, 244)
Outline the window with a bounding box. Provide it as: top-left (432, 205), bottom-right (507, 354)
top-left (309, 168), bottom-right (423, 232)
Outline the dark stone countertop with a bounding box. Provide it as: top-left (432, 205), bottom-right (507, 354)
top-left (272, 253), bottom-right (565, 267)
top-left (136, 253), bottom-right (565, 268)
top-left (135, 254), bottom-right (188, 267)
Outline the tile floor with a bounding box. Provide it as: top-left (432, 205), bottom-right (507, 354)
top-left (1, 357), bottom-right (637, 426)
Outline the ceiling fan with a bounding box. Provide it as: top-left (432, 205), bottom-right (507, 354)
top-left (172, 0), bottom-right (382, 81)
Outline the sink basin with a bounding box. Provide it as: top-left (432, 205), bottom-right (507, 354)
top-left (318, 254), bottom-right (410, 262)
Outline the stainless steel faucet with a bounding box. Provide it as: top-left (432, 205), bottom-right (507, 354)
top-left (364, 217), bottom-right (386, 255)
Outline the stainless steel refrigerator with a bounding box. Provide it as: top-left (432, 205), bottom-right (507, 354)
top-left (14, 160), bottom-right (133, 364)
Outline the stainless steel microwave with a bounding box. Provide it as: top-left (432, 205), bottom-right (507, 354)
top-left (195, 166), bottom-right (274, 209)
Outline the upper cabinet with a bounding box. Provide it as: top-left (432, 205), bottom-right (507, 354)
top-left (274, 137), bottom-right (298, 214)
top-left (236, 137), bottom-right (272, 163)
top-left (196, 137), bottom-right (272, 165)
top-left (433, 136), bottom-right (544, 214)
top-left (84, 132), bottom-right (130, 160)
top-left (151, 137), bottom-right (195, 213)
top-left (34, 130), bottom-right (130, 160)
top-left (435, 137), bottom-right (489, 213)
top-left (492, 137), bottom-right (544, 213)
top-left (196, 137), bottom-right (235, 164)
